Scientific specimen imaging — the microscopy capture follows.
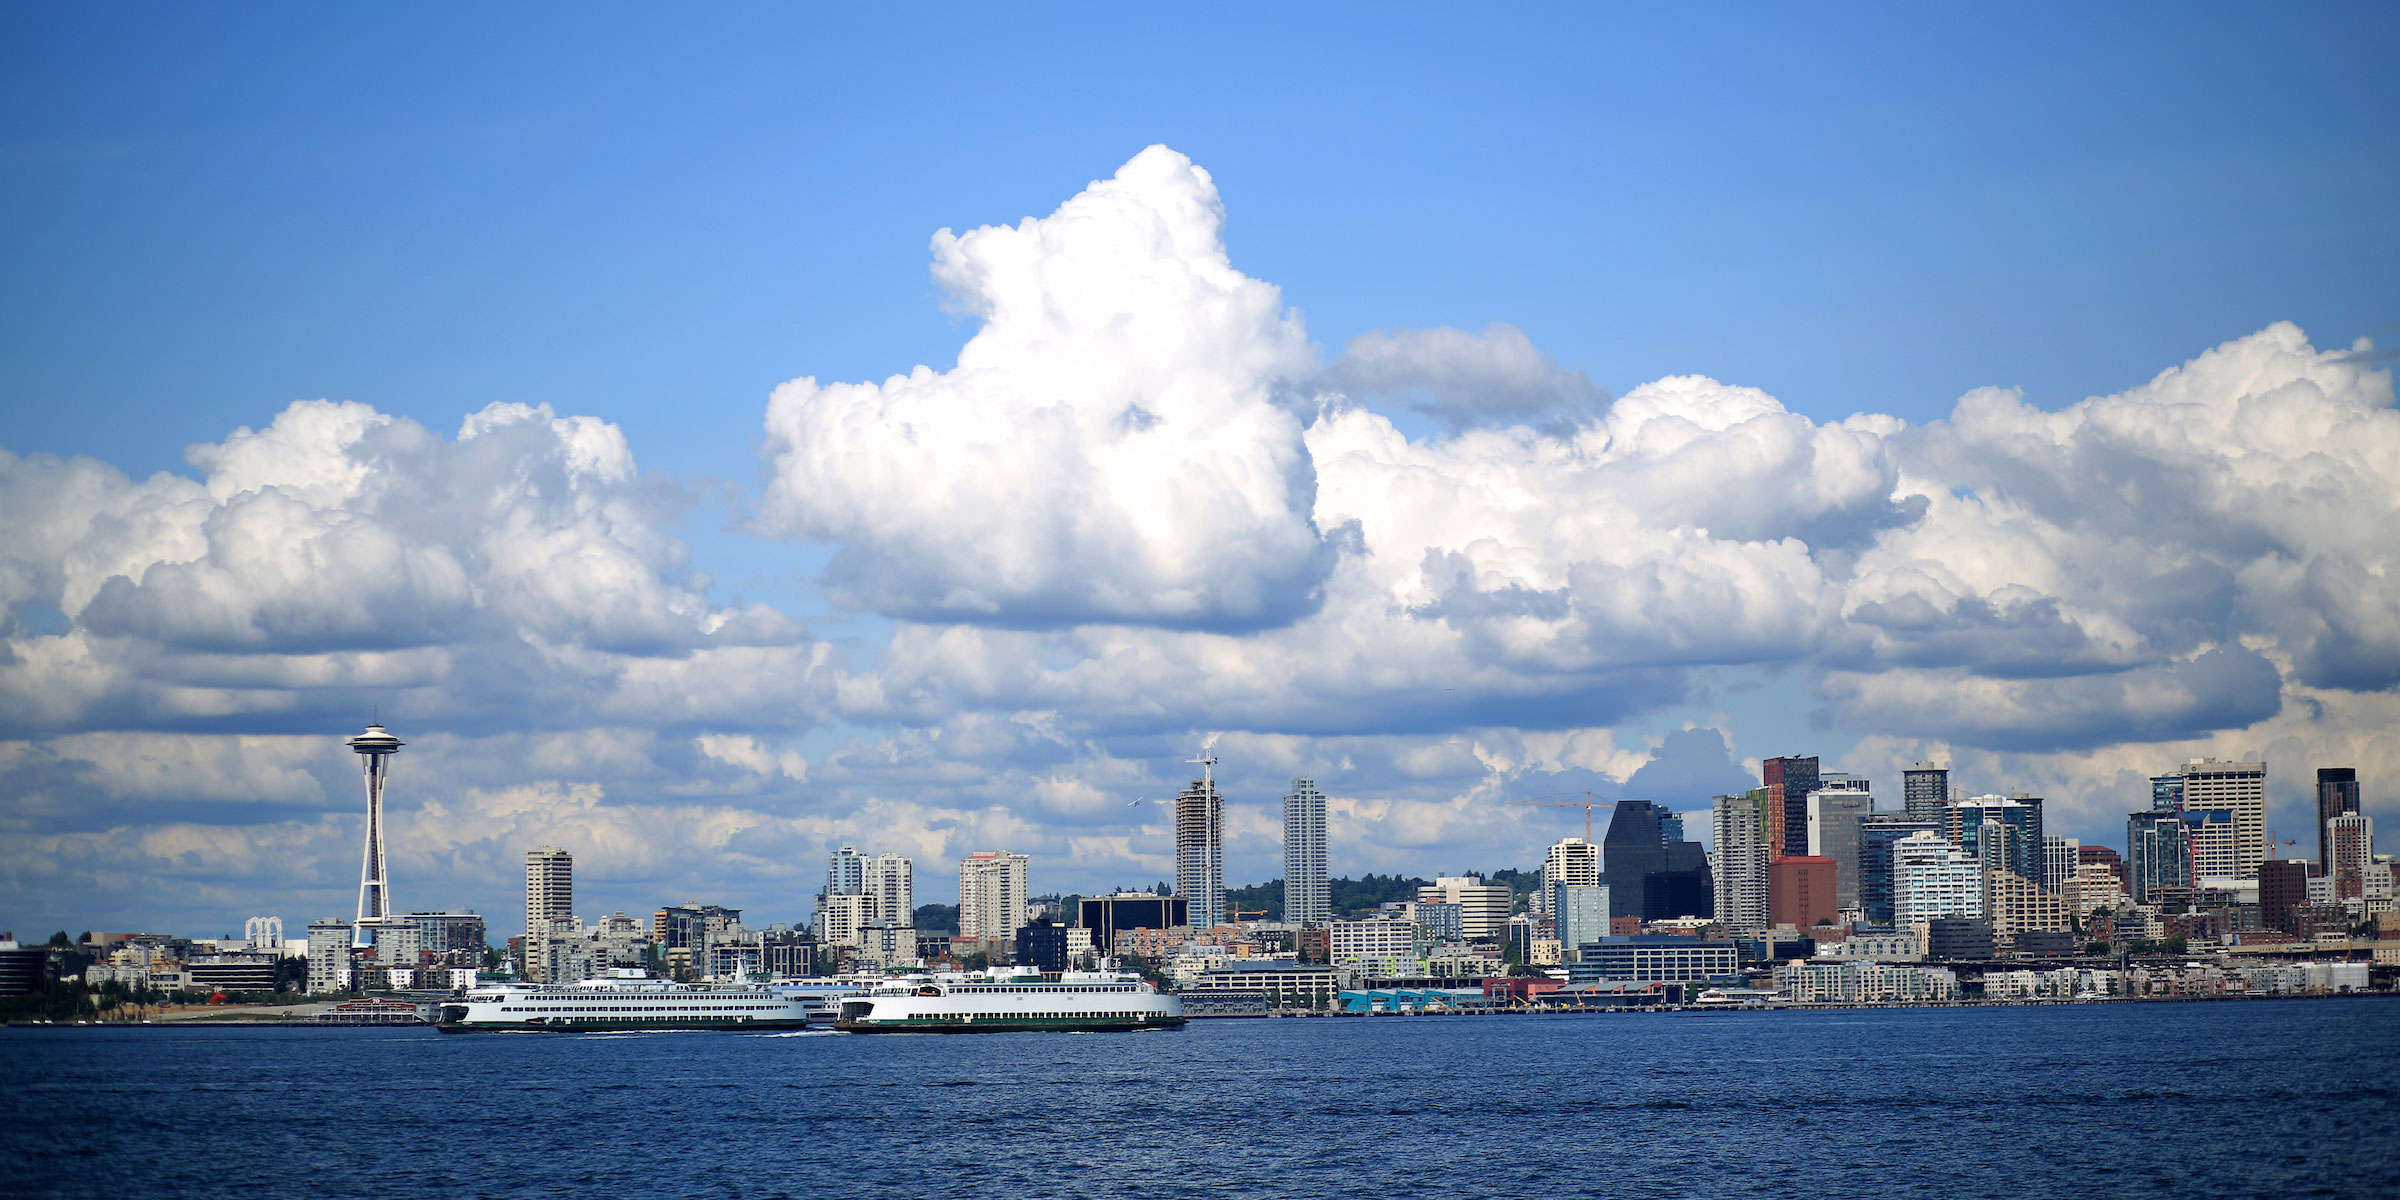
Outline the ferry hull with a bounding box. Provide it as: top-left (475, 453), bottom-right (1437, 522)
top-left (436, 1015), bottom-right (817, 1034)
top-left (835, 1013), bottom-right (1185, 1033)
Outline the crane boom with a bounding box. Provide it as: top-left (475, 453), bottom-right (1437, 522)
top-left (1509, 793), bottom-right (1602, 844)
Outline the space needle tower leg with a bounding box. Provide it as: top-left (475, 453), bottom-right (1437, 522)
top-left (347, 722), bottom-right (405, 950)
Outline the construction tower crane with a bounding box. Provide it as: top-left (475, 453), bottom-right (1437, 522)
top-left (1510, 792), bottom-right (1604, 844)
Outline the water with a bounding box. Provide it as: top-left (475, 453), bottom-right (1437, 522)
top-left (4, 999), bottom-right (2396, 1199)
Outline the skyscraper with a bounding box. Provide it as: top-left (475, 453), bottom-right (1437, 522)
top-left (2126, 811), bottom-right (2191, 902)
top-left (2179, 758), bottom-right (2266, 880)
top-left (864, 853), bottom-right (914, 929)
top-left (2327, 812), bottom-right (2374, 900)
top-left (1806, 783), bottom-right (1876, 912)
top-left (346, 722), bottom-right (404, 950)
top-left (1175, 756), bottom-right (1226, 929)
top-left (1282, 778), bottom-right (1330, 924)
top-left (2317, 768), bottom-right (2361, 877)
top-left (1859, 816), bottom-right (1938, 926)
top-left (524, 846), bottom-right (573, 983)
top-left (1946, 795), bottom-right (2044, 885)
top-left (2150, 772), bottom-right (2185, 812)
top-left (826, 845), bottom-right (867, 897)
top-left (1712, 790), bottom-right (1774, 934)
top-left (1542, 837), bottom-right (1602, 919)
top-left (1903, 763), bottom-right (1950, 825)
top-left (1764, 755), bottom-right (1821, 858)
top-left (958, 851), bottom-right (1029, 941)
top-left (1893, 832), bottom-right (1981, 925)
top-left (1604, 799), bottom-right (1713, 922)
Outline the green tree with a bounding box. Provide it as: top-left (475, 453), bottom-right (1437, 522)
top-left (47, 931), bottom-right (71, 948)
top-left (2084, 941), bottom-right (2109, 956)
top-left (2162, 935), bottom-right (2188, 955)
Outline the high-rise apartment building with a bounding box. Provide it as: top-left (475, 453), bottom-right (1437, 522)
top-left (306, 918), bottom-right (353, 993)
top-left (2126, 811), bottom-right (2192, 902)
top-left (1283, 778), bottom-right (1330, 924)
top-left (1541, 838), bottom-right (1602, 919)
top-left (2317, 768), bottom-right (2361, 877)
top-left (1712, 790), bottom-right (1774, 934)
top-left (1947, 795), bottom-right (2044, 884)
top-left (2177, 758), bottom-right (2266, 881)
top-left (1806, 784), bottom-right (1876, 912)
top-left (2183, 807), bottom-right (2239, 885)
top-left (1174, 762), bottom-right (1226, 930)
top-left (1903, 763), bottom-right (1950, 824)
top-left (1764, 755), bottom-right (1822, 858)
top-left (2043, 837), bottom-right (2080, 898)
top-left (2327, 813), bottom-right (2374, 900)
top-left (864, 853), bottom-right (914, 929)
top-left (826, 845), bottom-right (867, 898)
top-left (958, 851), bottom-right (1030, 941)
top-left (1894, 832), bottom-right (1981, 925)
top-left (524, 846), bottom-right (573, 983)
top-left (1859, 816), bottom-right (1938, 926)
top-left (820, 892), bottom-right (878, 948)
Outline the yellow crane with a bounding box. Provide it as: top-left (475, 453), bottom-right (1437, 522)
top-left (1510, 792), bottom-right (1605, 843)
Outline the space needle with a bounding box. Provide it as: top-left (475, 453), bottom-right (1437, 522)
top-left (347, 720), bottom-right (404, 949)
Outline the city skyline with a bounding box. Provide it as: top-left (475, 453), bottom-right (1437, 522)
top-left (5, 11), bottom-right (2399, 938)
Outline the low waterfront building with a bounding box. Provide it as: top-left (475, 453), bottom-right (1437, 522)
top-left (1187, 960), bottom-right (1339, 1007)
top-left (1777, 959), bottom-right (1958, 1004)
top-left (1567, 936), bottom-right (1738, 983)
top-left (1817, 927), bottom-right (1926, 962)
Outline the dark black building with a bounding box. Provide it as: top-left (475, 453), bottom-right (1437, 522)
top-left (1016, 918), bottom-right (1071, 972)
top-left (0, 945), bottom-right (53, 994)
top-left (1602, 800), bottom-right (1714, 921)
top-left (1925, 917), bottom-right (1995, 961)
top-left (1077, 894), bottom-right (1188, 955)
top-left (2316, 767), bottom-right (2360, 877)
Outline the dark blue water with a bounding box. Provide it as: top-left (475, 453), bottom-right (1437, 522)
top-left (4, 999), bottom-right (2396, 1198)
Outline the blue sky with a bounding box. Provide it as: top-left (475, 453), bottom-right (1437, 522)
top-left (2, 7), bottom-right (2396, 936)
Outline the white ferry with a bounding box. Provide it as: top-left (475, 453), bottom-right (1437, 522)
top-left (437, 968), bottom-right (823, 1032)
top-left (836, 966), bottom-right (1184, 1033)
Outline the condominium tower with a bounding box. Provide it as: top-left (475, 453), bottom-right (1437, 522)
top-left (1764, 755), bottom-right (1822, 857)
top-left (524, 846), bottom-right (573, 983)
top-left (958, 851), bottom-right (1029, 941)
top-left (1712, 789), bottom-right (1774, 935)
top-left (1902, 763), bottom-right (1950, 825)
top-left (1541, 838), bottom-right (1602, 919)
top-left (1283, 778), bottom-right (1330, 924)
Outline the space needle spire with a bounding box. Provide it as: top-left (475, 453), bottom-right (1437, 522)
top-left (347, 719), bottom-right (404, 949)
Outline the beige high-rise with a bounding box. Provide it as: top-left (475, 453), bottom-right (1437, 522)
top-left (2177, 758), bottom-right (2266, 883)
top-left (524, 846), bottom-right (573, 982)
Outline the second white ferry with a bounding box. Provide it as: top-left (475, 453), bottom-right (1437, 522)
top-left (836, 966), bottom-right (1184, 1033)
top-left (437, 969), bottom-right (824, 1032)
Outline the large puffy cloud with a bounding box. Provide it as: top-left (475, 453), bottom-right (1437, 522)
top-left (757, 145), bottom-right (1333, 630)
top-left (0, 398), bottom-right (830, 738)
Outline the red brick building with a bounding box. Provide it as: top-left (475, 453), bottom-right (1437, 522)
top-left (1769, 855), bottom-right (1837, 929)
